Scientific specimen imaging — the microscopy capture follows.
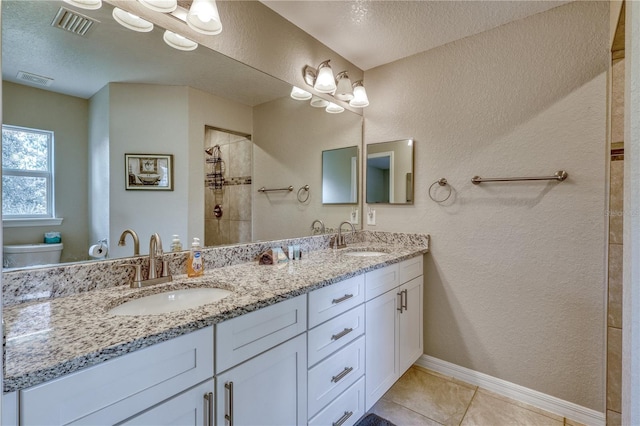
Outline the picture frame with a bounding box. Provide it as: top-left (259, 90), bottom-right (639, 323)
top-left (125, 154), bottom-right (174, 191)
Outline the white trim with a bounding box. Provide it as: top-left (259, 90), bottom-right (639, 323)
top-left (3, 218), bottom-right (63, 228)
top-left (415, 355), bottom-right (605, 426)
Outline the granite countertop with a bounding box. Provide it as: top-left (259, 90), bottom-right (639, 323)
top-left (3, 242), bottom-right (428, 393)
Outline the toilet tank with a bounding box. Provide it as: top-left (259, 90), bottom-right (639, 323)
top-left (3, 243), bottom-right (64, 268)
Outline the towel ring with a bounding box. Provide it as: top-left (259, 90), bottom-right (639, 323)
top-left (297, 185), bottom-right (310, 203)
top-left (428, 178), bottom-right (451, 203)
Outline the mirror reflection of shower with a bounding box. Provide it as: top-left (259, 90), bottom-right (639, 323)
top-left (204, 127), bottom-right (253, 246)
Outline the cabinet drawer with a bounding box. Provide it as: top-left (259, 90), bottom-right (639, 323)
top-left (308, 274), bottom-right (364, 328)
top-left (399, 255), bottom-right (423, 283)
top-left (365, 263), bottom-right (399, 301)
top-left (308, 305), bottom-right (365, 367)
top-left (308, 377), bottom-right (365, 426)
top-left (216, 294), bottom-right (307, 373)
top-left (20, 326), bottom-right (214, 426)
top-left (308, 336), bottom-right (365, 417)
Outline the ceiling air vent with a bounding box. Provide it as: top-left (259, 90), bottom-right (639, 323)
top-left (16, 71), bottom-right (54, 88)
top-left (51, 7), bottom-right (98, 37)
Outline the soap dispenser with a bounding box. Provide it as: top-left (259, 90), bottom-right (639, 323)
top-left (187, 237), bottom-right (204, 277)
top-left (170, 235), bottom-right (183, 252)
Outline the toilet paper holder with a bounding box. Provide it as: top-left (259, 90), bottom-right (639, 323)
top-left (89, 239), bottom-right (108, 259)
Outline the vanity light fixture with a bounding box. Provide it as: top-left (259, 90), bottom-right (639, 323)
top-left (112, 8), bottom-right (154, 32)
top-left (138, 0), bottom-right (177, 13)
top-left (62, 0), bottom-right (102, 10)
top-left (311, 60), bottom-right (337, 94)
top-left (334, 71), bottom-right (354, 101)
top-left (187, 0), bottom-right (222, 35)
top-left (349, 80), bottom-right (370, 108)
top-left (290, 86), bottom-right (312, 101)
top-left (163, 30), bottom-right (198, 51)
top-left (310, 96), bottom-right (329, 108)
top-left (325, 102), bottom-right (345, 114)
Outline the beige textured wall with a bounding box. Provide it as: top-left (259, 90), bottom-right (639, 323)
top-left (363, 1), bottom-right (608, 410)
top-left (253, 96), bottom-right (362, 241)
top-left (2, 82), bottom-right (89, 263)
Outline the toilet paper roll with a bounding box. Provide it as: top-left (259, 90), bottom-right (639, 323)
top-left (88, 243), bottom-right (107, 259)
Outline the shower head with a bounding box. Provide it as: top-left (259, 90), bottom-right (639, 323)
top-left (205, 147), bottom-right (215, 156)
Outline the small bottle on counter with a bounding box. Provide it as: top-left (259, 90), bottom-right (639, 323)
top-left (170, 235), bottom-right (183, 252)
top-left (187, 237), bottom-right (204, 277)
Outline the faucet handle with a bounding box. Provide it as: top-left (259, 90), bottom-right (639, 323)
top-left (118, 264), bottom-right (143, 288)
top-left (161, 260), bottom-right (171, 278)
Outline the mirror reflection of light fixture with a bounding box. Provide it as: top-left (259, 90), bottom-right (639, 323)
top-left (138, 0), bottom-right (177, 13)
top-left (310, 96), bottom-right (330, 108)
top-left (325, 102), bottom-right (345, 114)
top-left (187, 0), bottom-right (223, 35)
top-left (62, 0), bottom-right (102, 10)
top-left (313, 60), bottom-right (337, 93)
top-left (112, 8), bottom-right (154, 32)
top-left (163, 30), bottom-right (198, 51)
top-left (334, 71), bottom-right (354, 101)
top-left (290, 86), bottom-right (312, 101)
top-left (349, 80), bottom-right (369, 108)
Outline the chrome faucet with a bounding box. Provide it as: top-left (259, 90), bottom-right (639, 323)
top-left (311, 219), bottom-right (325, 235)
top-left (118, 229), bottom-right (140, 255)
top-left (148, 233), bottom-right (163, 280)
top-left (335, 221), bottom-right (356, 249)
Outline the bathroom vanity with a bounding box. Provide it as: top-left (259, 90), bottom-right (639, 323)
top-left (2, 232), bottom-right (428, 425)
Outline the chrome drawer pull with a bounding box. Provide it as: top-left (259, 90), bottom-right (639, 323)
top-left (332, 293), bottom-right (354, 304)
top-left (402, 289), bottom-right (408, 311)
top-left (331, 366), bottom-right (354, 383)
top-left (331, 327), bottom-right (353, 341)
top-left (397, 291), bottom-right (404, 313)
top-left (204, 392), bottom-right (214, 426)
top-left (333, 411), bottom-right (354, 426)
top-left (225, 381), bottom-right (234, 426)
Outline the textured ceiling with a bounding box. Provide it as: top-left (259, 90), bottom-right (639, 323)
top-left (261, 1), bottom-right (571, 70)
top-left (1, 0), bottom-right (289, 103)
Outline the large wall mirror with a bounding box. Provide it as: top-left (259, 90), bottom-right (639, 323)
top-left (366, 139), bottom-right (414, 204)
top-left (322, 146), bottom-right (358, 204)
top-left (1, 0), bottom-right (362, 268)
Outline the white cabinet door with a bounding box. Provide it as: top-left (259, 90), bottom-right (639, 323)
top-left (216, 334), bottom-right (307, 426)
top-left (122, 380), bottom-right (214, 426)
top-left (364, 289), bottom-right (399, 411)
top-left (399, 276), bottom-right (423, 373)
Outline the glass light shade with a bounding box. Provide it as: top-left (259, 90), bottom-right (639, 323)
top-left (62, 0), bottom-right (102, 10)
top-left (310, 96), bottom-right (329, 108)
top-left (290, 86), bottom-right (312, 101)
top-left (313, 61), bottom-right (336, 94)
top-left (138, 0), bottom-right (177, 13)
top-left (349, 82), bottom-right (369, 108)
top-left (325, 102), bottom-right (345, 114)
top-left (187, 0), bottom-right (222, 35)
top-left (334, 72), bottom-right (354, 101)
top-left (112, 8), bottom-right (154, 32)
top-left (163, 30), bottom-right (198, 51)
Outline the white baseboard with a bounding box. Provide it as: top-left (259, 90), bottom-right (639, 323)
top-left (415, 355), bottom-right (605, 426)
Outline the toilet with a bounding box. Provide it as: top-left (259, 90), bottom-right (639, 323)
top-left (3, 243), bottom-right (64, 268)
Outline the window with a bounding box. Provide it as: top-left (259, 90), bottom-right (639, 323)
top-left (2, 125), bottom-right (55, 221)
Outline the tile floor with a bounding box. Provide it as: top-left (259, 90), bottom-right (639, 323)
top-left (368, 366), bottom-right (585, 426)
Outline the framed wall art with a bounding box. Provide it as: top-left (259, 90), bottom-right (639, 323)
top-left (125, 154), bottom-right (174, 191)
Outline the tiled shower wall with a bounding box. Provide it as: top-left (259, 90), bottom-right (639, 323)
top-left (606, 56), bottom-right (624, 426)
top-left (204, 128), bottom-right (252, 246)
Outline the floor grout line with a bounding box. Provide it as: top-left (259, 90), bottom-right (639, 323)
top-left (458, 386), bottom-right (479, 426)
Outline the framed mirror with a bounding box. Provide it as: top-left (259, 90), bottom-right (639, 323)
top-left (366, 139), bottom-right (414, 204)
top-left (322, 146), bottom-right (359, 204)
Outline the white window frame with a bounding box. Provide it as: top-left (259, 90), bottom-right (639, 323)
top-left (2, 124), bottom-right (62, 227)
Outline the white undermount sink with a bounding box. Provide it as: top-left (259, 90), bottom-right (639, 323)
top-left (108, 288), bottom-right (232, 316)
top-left (344, 251), bottom-right (387, 257)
